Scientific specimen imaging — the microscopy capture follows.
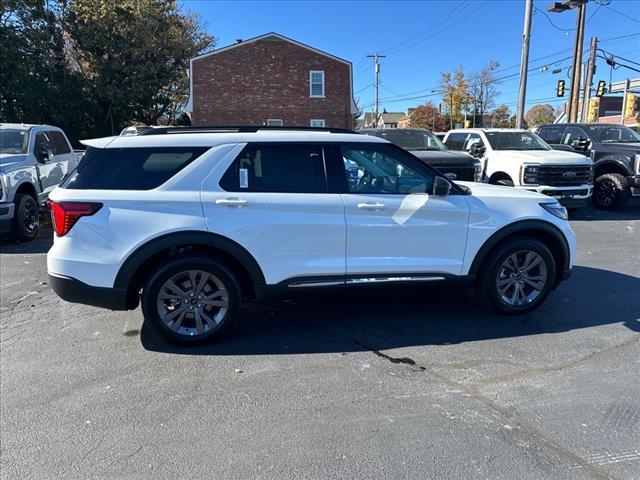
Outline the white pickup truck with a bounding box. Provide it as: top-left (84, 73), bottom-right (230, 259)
top-left (444, 128), bottom-right (593, 211)
top-left (0, 124), bottom-right (79, 241)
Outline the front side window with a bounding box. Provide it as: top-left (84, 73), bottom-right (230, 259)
top-left (537, 126), bottom-right (563, 144)
top-left (310, 70), bottom-right (325, 97)
top-left (0, 129), bottom-right (29, 154)
top-left (485, 132), bottom-right (550, 151)
top-left (374, 129), bottom-right (446, 151)
top-left (463, 133), bottom-right (484, 151)
top-left (62, 147), bottom-right (209, 190)
top-left (587, 125), bottom-right (640, 143)
top-left (444, 132), bottom-right (467, 151)
top-left (310, 119), bottom-right (325, 127)
top-left (220, 144), bottom-right (327, 193)
top-left (561, 126), bottom-right (589, 145)
top-left (34, 132), bottom-right (50, 158)
top-left (47, 131), bottom-right (72, 155)
top-left (341, 144), bottom-right (433, 194)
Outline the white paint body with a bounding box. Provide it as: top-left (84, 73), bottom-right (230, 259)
top-left (47, 131), bottom-right (576, 289)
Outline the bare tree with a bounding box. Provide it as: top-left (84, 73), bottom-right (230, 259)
top-left (469, 60), bottom-right (500, 125)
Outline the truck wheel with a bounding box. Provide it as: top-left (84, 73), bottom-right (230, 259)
top-left (141, 255), bottom-right (242, 345)
top-left (592, 173), bottom-right (629, 210)
top-left (480, 237), bottom-right (556, 314)
top-left (12, 194), bottom-right (39, 242)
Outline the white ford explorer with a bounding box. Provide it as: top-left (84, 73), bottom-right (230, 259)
top-left (444, 128), bottom-right (593, 211)
top-left (47, 126), bottom-right (576, 344)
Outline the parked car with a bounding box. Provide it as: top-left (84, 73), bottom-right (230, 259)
top-left (535, 123), bottom-right (640, 210)
top-left (444, 128), bottom-right (593, 212)
top-left (359, 128), bottom-right (482, 182)
top-left (0, 124), bottom-right (79, 241)
top-left (47, 126), bottom-right (575, 345)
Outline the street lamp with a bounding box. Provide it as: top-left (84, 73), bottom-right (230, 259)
top-left (548, 0), bottom-right (587, 122)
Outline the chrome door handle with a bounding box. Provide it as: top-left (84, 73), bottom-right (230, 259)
top-left (357, 202), bottom-right (385, 210)
top-left (215, 198), bottom-right (248, 206)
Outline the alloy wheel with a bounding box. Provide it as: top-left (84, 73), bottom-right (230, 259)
top-left (156, 270), bottom-right (229, 337)
top-left (594, 180), bottom-right (616, 207)
top-left (22, 199), bottom-right (38, 236)
top-left (496, 250), bottom-right (548, 307)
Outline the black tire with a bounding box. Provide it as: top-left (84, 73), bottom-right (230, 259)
top-left (592, 173), bottom-right (630, 210)
top-left (493, 178), bottom-right (514, 187)
top-left (567, 208), bottom-right (580, 215)
top-left (12, 193), bottom-right (39, 242)
top-left (480, 237), bottom-right (556, 314)
top-left (141, 255), bottom-right (242, 345)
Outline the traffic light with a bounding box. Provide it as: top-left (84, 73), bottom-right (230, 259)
top-left (595, 80), bottom-right (607, 97)
top-left (624, 93), bottom-right (636, 117)
top-left (556, 80), bottom-right (565, 97)
top-left (587, 99), bottom-right (599, 122)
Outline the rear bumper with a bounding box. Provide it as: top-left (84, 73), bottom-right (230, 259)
top-left (48, 272), bottom-right (130, 310)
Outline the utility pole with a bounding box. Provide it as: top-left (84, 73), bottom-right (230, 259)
top-left (569, 2), bottom-right (587, 122)
top-left (516, 0), bottom-right (533, 129)
top-left (620, 78), bottom-right (630, 125)
top-left (367, 53), bottom-right (385, 127)
top-left (581, 36), bottom-right (598, 122)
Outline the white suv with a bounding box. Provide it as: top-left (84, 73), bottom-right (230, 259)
top-left (47, 126), bottom-right (576, 344)
top-left (444, 128), bottom-right (593, 211)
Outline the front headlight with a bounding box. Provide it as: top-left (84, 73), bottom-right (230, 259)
top-left (522, 165), bottom-right (540, 185)
top-left (540, 202), bottom-right (568, 220)
top-left (635, 154), bottom-right (640, 175)
top-left (0, 173), bottom-right (7, 202)
top-left (474, 162), bottom-right (483, 182)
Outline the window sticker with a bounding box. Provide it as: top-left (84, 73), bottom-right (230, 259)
top-left (239, 168), bottom-right (249, 188)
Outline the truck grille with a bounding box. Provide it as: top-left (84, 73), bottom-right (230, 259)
top-left (536, 165), bottom-right (591, 186)
top-left (434, 165), bottom-right (476, 181)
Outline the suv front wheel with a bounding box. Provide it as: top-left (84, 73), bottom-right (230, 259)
top-left (481, 238), bottom-right (556, 314)
top-left (141, 255), bottom-right (241, 344)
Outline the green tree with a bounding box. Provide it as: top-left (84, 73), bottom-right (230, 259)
top-left (524, 104), bottom-right (556, 127)
top-left (440, 66), bottom-right (469, 126)
top-left (409, 103), bottom-right (446, 131)
top-left (65, 0), bottom-right (214, 136)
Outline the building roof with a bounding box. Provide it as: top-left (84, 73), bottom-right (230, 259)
top-left (363, 112), bottom-right (405, 125)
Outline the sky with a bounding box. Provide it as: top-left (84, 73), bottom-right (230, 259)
top-left (184, 0), bottom-right (640, 117)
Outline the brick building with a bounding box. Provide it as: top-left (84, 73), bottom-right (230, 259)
top-left (185, 33), bottom-right (358, 128)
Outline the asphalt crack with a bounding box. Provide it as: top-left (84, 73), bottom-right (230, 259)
top-left (354, 338), bottom-right (618, 480)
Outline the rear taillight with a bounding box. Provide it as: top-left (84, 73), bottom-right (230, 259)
top-left (49, 201), bottom-right (102, 236)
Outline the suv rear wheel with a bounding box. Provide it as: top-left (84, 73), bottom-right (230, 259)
top-left (481, 238), bottom-right (556, 314)
top-left (141, 255), bottom-right (241, 344)
top-left (592, 173), bottom-right (629, 210)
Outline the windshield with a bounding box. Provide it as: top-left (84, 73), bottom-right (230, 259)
top-left (485, 131), bottom-right (551, 151)
top-left (374, 130), bottom-right (446, 151)
top-left (588, 125), bottom-right (640, 143)
top-left (0, 129), bottom-right (29, 154)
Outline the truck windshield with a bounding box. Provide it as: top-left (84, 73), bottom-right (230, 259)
top-left (485, 131), bottom-right (550, 151)
top-left (0, 129), bottom-right (29, 154)
top-left (588, 125), bottom-right (640, 143)
top-left (374, 130), bottom-right (446, 151)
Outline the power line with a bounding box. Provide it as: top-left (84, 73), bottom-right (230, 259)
top-left (604, 4), bottom-right (640, 24)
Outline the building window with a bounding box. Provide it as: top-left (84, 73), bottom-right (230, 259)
top-left (266, 119), bottom-right (283, 126)
top-left (309, 70), bottom-right (325, 98)
top-left (310, 119), bottom-right (325, 128)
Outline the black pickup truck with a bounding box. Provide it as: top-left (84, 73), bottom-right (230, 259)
top-left (536, 123), bottom-right (640, 210)
top-left (359, 128), bottom-right (482, 182)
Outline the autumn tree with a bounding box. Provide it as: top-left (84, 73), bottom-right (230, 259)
top-left (490, 105), bottom-right (513, 128)
top-left (409, 103), bottom-right (446, 131)
top-left (440, 66), bottom-right (470, 126)
top-left (524, 104), bottom-right (556, 126)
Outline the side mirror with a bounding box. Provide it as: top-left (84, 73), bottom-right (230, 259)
top-left (432, 176), bottom-right (452, 196)
top-left (37, 143), bottom-right (52, 163)
top-left (570, 137), bottom-right (590, 152)
top-left (470, 144), bottom-right (486, 157)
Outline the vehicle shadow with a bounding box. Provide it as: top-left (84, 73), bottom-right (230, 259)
top-left (0, 217), bottom-right (52, 254)
top-left (570, 198), bottom-right (640, 221)
top-left (141, 265), bottom-right (640, 356)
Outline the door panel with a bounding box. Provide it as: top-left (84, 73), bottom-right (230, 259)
top-left (201, 143), bottom-right (346, 285)
top-left (338, 143), bottom-right (470, 276)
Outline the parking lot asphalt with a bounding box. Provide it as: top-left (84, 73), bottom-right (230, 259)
top-left (1, 201), bottom-right (639, 480)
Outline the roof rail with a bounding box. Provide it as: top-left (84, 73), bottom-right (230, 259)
top-left (139, 125), bottom-right (357, 135)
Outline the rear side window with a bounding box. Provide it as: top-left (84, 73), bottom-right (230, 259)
top-left (445, 133), bottom-right (467, 150)
top-left (537, 126), bottom-right (563, 144)
top-left (48, 131), bottom-right (71, 154)
top-left (62, 146), bottom-right (209, 190)
top-left (220, 144), bottom-right (328, 193)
